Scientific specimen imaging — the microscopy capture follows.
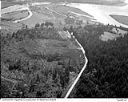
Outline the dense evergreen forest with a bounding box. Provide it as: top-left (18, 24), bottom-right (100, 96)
top-left (65, 25), bottom-right (128, 98)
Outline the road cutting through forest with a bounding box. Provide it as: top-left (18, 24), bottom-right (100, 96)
top-left (64, 33), bottom-right (88, 98)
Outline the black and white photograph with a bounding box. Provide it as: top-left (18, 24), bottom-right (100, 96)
top-left (0, 0), bottom-right (128, 100)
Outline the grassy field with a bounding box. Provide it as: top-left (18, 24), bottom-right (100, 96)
top-left (100, 32), bottom-right (120, 41)
top-left (1, 1), bottom-right (25, 9)
top-left (48, 5), bottom-right (92, 17)
top-left (0, 21), bottom-right (23, 33)
top-left (110, 15), bottom-right (128, 26)
top-left (20, 12), bottom-right (53, 27)
top-left (99, 27), bottom-right (128, 41)
top-left (1, 3), bottom-right (93, 31)
top-left (2, 10), bottom-right (29, 21)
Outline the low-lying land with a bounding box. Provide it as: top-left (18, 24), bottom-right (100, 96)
top-left (1, 3), bottom-right (93, 32)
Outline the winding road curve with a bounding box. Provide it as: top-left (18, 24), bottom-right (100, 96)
top-left (64, 33), bottom-right (88, 98)
top-left (14, 4), bottom-right (33, 23)
top-left (1, 4), bottom-right (33, 23)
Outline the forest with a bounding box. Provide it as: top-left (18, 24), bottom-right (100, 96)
top-left (64, 24), bottom-right (128, 98)
top-left (1, 22), bottom-right (82, 98)
top-left (1, 21), bottom-right (128, 98)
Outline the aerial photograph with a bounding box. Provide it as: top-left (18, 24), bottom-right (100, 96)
top-left (1, 0), bottom-right (128, 99)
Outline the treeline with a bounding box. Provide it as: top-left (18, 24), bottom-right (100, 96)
top-left (64, 25), bottom-right (128, 98)
top-left (1, 22), bottom-right (63, 42)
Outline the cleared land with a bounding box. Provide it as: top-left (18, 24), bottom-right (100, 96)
top-left (48, 5), bottom-right (93, 17)
top-left (0, 21), bottom-right (23, 33)
top-left (1, 1), bottom-right (25, 9)
top-left (1, 10), bottom-right (29, 21)
top-left (110, 15), bottom-right (128, 26)
top-left (100, 28), bottom-right (128, 41)
top-left (1, 3), bottom-right (93, 31)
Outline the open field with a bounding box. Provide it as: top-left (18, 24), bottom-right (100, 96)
top-left (20, 12), bottom-right (53, 27)
top-left (1, 10), bottom-right (29, 21)
top-left (1, 1), bottom-right (25, 9)
top-left (99, 28), bottom-right (128, 41)
top-left (48, 5), bottom-right (93, 17)
top-left (1, 3), bottom-right (94, 31)
top-left (30, 4), bottom-right (93, 19)
top-left (110, 15), bottom-right (128, 26)
top-left (100, 32), bottom-right (120, 41)
top-left (0, 21), bottom-right (23, 33)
